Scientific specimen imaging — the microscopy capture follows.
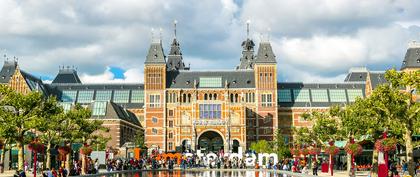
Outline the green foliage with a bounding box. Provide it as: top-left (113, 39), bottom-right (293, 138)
top-left (134, 130), bottom-right (145, 148)
top-left (250, 140), bottom-right (272, 153)
top-left (272, 129), bottom-right (292, 158)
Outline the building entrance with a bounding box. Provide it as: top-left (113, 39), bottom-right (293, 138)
top-left (198, 131), bottom-right (224, 153)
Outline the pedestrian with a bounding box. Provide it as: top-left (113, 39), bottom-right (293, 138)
top-left (312, 160), bottom-right (318, 176)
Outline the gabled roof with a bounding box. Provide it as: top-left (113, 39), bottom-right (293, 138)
top-left (401, 41), bottom-right (420, 70)
top-left (255, 42), bottom-right (276, 64)
top-left (166, 70), bottom-right (255, 89)
top-left (89, 101), bottom-right (141, 126)
top-left (369, 72), bottom-right (387, 89)
top-left (145, 41), bottom-right (166, 64)
top-left (0, 60), bottom-right (18, 83)
top-left (344, 67), bottom-right (369, 82)
top-left (20, 70), bottom-right (50, 96)
top-left (52, 67), bottom-right (82, 84)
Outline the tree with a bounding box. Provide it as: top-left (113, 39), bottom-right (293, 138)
top-left (272, 129), bottom-right (291, 159)
top-left (381, 69), bottom-right (420, 176)
top-left (134, 130), bottom-right (145, 148)
top-left (37, 96), bottom-right (66, 169)
top-left (250, 140), bottom-right (273, 154)
top-left (0, 85), bottom-right (43, 171)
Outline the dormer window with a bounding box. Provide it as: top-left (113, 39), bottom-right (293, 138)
top-left (417, 59), bottom-right (420, 63)
top-left (265, 54), bottom-right (268, 58)
top-left (403, 61), bottom-right (406, 65)
top-left (154, 54), bottom-right (158, 58)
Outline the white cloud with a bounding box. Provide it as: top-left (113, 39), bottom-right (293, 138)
top-left (80, 67), bottom-right (143, 83)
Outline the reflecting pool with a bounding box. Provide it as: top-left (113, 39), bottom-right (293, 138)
top-left (100, 170), bottom-right (303, 177)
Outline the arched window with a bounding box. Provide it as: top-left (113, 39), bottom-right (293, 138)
top-left (235, 93), bottom-right (239, 103)
top-left (213, 93), bottom-right (217, 100)
top-left (204, 93), bottom-right (208, 100)
top-left (187, 94), bottom-right (191, 103)
top-left (183, 94), bottom-right (186, 103)
top-left (230, 93), bottom-right (234, 103)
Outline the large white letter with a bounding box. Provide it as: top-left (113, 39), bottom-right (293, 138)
top-left (258, 153), bottom-right (278, 167)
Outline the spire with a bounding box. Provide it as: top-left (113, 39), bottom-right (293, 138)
top-left (237, 20), bottom-right (255, 70)
top-left (174, 20), bottom-right (177, 39)
top-left (145, 28), bottom-right (166, 64)
top-left (246, 19), bottom-right (250, 39)
top-left (166, 20), bottom-right (187, 70)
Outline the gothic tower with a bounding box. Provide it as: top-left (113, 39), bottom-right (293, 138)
top-left (253, 40), bottom-right (278, 141)
top-left (144, 37), bottom-right (167, 150)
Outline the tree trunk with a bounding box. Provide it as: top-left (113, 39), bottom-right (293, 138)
top-left (371, 149), bottom-right (378, 177)
top-left (0, 139), bottom-right (8, 173)
top-left (65, 143), bottom-right (71, 173)
top-left (81, 154), bottom-right (86, 175)
top-left (347, 153), bottom-right (351, 176)
top-left (46, 143), bottom-right (51, 169)
top-left (17, 140), bottom-right (24, 171)
top-left (404, 129), bottom-right (415, 176)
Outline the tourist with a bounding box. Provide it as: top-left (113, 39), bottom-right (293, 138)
top-left (312, 160), bottom-right (318, 176)
top-left (301, 165), bottom-right (309, 174)
top-left (51, 168), bottom-right (57, 177)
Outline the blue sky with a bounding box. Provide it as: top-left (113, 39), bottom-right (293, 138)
top-left (0, 0), bottom-right (420, 83)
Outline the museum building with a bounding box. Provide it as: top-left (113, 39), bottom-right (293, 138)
top-left (0, 27), bottom-right (419, 153)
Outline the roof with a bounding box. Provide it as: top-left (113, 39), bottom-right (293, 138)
top-left (48, 83), bottom-right (144, 109)
top-left (166, 38), bottom-right (187, 70)
top-left (277, 82), bottom-right (366, 108)
top-left (255, 42), bottom-right (276, 64)
top-left (401, 41), bottom-right (420, 70)
top-left (20, 70), bottom-right (50, 96)
top-left (52, 67), bottom-right (82, 84)
top-left (166, 70), bottom-right (255, 89)
top-left (344, 67), bottom-right (369, 82)
top-left (0, 60), bottom-right (17, 83)
top-left (369, 72), bottom-right (387, 89)
top-left (144, 41), bottom-right (166, 64)
top-left (90, 101), bottom-right (141, 126)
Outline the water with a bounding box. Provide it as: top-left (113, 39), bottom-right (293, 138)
top-left (100, 170), bottom-right (303, 177)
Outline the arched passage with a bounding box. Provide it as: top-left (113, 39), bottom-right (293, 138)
top-left (198, 131), bottom-right (224, 153)
top-left (232, 140), bottom-right (240, 153)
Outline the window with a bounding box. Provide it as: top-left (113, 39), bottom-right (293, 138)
top-left (329, 89), bottom-right (347, 102)
top-left (152, 117), bottom-right (158, 123)
top-left (77, 90), bottom-right (94, 103)
top-left (61, 90), bottom-right (77, 102)
top-left (113, 90), bottom-right (130, 103)
top-left (168, 110), bottom-right (174, 117)
top-left (199, 77), bottom-right (222, 88)
top-left (95, 90), bottom-right (112, 101)
top-left (347, 89), bottom-right (363, 102)
top-left (152, 128), bottom-right (158, 135)
top-left (92, 101), bottom-right (107, 116)
top-left (167, 93), bottom-right (177, 103)
top-left (169, 120), bottom-right (173, 128)
top-left (131, 90), bottom-right (144, 103)
top-left (59, 102), bottom-right (72, 113)
top-left (149, 94), bottom-right (161, 108)
top-left (169, 132), bottom-right (173, 139)
top-left (311, 89), bottom-right (328, 102)
top-left (264, 129), bottom-right (271, 134)
top-left (261, 93), bottom-right (272, 107)
top-left (247, 119), bottom-right (254, 126)
top-left (199, 104), bottom-right (221, 119)
top-left (278, 89), bottom-right (292, 102)
top-left (168, 142), bottom-right (173, 150)
top-left (293, 89), bottom-right (310, 102)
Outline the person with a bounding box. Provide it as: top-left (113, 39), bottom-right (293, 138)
top-left (13, 170), bottom-right (19, 177)
top-left (301, 165), bottom-right (309, 174)
top-left (19, 170), bottom-right (26, 177)
top-left (402, 160), bottom-right (408, 174)
top-left (312, 160), bottom-right (318, 176)
top-left (94, 159), bottom-right (99, 174)
top-left (51, 168), bottom-right (57, 177)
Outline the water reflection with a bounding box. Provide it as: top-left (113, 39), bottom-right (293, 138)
top-left (106, 170), bottom-right (294, 177)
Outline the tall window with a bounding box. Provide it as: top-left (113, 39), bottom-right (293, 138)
top-left (95, 90), bottom-right (112, 101)
top-left (168, 142), bottom-right (173, 150)
top-left (311, 89), bottom-right (328, 102)
top-left (199, 77), bottom-right (222, 88)
top-left (92, 101), bottom-right (107, 116)
top-left (77, 90), bottom-right (94, 103)
top-left (149, 94), bottom-right (161, 108)
top-left (61, 90), bottom-right (77, 102)
top-left (113, 90), bottom-right (130, 103)
top-left (131, 90), bottom-right (144, 103)
top-left (347, 89), bottom-right (363, 102)
top-left (329, 89), bottom-right (347, 102)
top-left (278, 89), bottom-right (292, 102)
top-left (293, 89), bottom-right (310, 102)
top-left (261, 93), bottom-right (272, 107)
top-left (199, 104), bottom-right (221, 119)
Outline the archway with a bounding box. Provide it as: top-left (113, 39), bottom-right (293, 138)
top-left (198, 131), bottom-right (224, 153)
top-left (232, 140), bottom-right (240, 153)
top-left (181, 139), bottom-right (191, 153)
